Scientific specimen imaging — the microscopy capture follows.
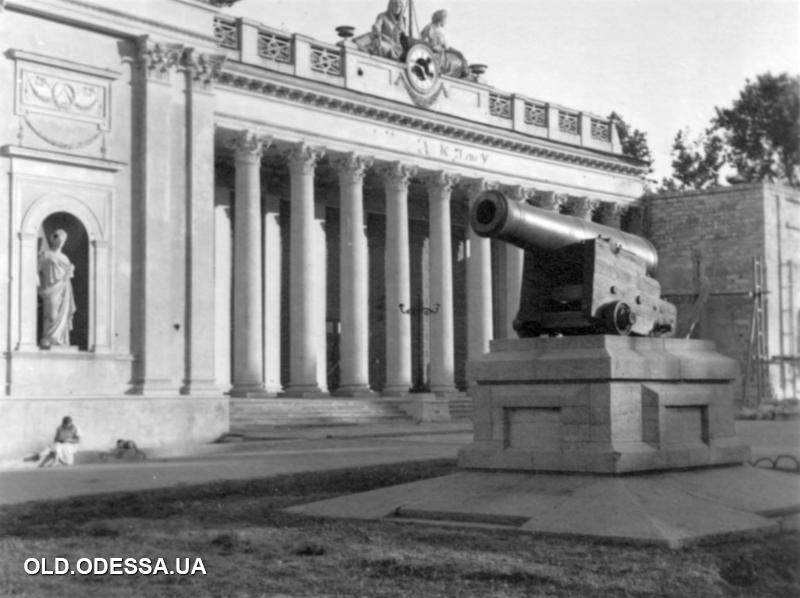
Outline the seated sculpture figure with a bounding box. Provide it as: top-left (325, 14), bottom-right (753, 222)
top-left (420, 9), bottom-right (469, 78)
top-left (38, 228), bottom-right (76, 348)
top-left (370, 0), bottom-right (408, 60)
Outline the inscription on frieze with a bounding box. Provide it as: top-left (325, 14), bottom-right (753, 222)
top-left (416, 138), bottom-right (489, 165)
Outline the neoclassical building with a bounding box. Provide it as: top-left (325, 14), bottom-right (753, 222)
top-left (0, 0), bottom-right (647, 457)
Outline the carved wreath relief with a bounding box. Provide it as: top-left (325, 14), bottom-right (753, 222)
top-left (13, 53), bottom-right (115, 153)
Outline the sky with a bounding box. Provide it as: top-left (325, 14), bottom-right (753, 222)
top-left (228, 0), bottom-right (799, 182)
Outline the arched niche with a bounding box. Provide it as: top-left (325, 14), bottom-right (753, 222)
top-left (18, 194), bottom-right (112, 353)
top-left (37, 213), bottom-right (89, 350)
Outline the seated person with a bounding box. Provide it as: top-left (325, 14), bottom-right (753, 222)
top-left (420, 9), bottom-right (469, 78)
top-left (28, 416), bottom-right (81, 467)
top-left (370, 0), bottom-right (407, 60)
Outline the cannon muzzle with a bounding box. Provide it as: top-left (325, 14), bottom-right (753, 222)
top-left (471, 189), bottom-right (658, 275)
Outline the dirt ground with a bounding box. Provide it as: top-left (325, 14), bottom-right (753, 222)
top-left (1, 459), bottom-right (798, 598)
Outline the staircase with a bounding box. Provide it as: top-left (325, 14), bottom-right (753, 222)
top-left (230, 397), bottom-right (414, 431)
top-left (447, 394), bottom-right (474, 421)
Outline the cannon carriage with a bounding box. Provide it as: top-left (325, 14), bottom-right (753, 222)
top-left (471, 189), bottom-right (677, 337)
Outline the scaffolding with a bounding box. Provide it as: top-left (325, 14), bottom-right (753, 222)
top-left (776, 258), bottom-right (798, 399)
top-left (744, 256), bottom-right (769, 407)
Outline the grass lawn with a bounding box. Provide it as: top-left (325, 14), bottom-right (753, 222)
top-left (0, 459), bottom-right (798, 597)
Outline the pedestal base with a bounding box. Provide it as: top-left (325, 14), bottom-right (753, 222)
top-left (288, 466), bottom-right (800, 549)
top-left (460, 335), bottom-right (749, 474)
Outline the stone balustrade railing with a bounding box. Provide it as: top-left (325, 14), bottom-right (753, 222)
top-left (213, 16), bottom-right (621, 155)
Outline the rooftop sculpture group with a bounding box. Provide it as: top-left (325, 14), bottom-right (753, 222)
top-left (357, 0), bottom-right (471, 80)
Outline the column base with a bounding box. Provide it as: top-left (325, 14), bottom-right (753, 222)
top-left (281, 384), bottom-right (329, 398)
top-left (334, 385), bottom-right (376, 398)
top-left (430, 386), bottom-right (463, 398)
top-left (382, 384), bottom-right (412, 397)
top-left (130, 378), bottom-right (181, 396)
top-left (230, 384), bottom-right (274, 398)
top-left (180, 379), bottom-right (221, 396)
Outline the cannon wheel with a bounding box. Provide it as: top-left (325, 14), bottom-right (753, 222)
top-left (602, 301), bottom-right (635, 335)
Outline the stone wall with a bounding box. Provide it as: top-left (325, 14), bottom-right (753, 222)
top-left (645, 183), bottom-right (800, 404)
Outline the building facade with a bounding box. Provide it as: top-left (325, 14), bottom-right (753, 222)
top-left (0, 0), bottom-right (647, 458)
top-left (646, 183), bottom-right (800, 405)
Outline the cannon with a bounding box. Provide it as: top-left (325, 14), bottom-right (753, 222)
top-left (471, 189), bottom-right (676, 336)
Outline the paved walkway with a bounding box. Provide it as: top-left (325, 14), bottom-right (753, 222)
top-left (0, 420), bottom-right (796, 507)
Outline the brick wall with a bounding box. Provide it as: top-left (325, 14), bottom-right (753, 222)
top-left (645, 183), bottom-right (800, 404)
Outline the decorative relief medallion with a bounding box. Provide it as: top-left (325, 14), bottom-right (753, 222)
top-left (400, 44), bottom-right (444, 108)
top-left (11, 50), bottom-right (118, 155)
top-left (18, 67), bottom-right (108, 128)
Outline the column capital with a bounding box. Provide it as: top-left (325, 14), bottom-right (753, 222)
top-left (502, 184), bottom-right (536, 204)
top-left (424, 171), bottom-right (460, 195)
top-left (331, 152), bottom-right (373, 181)
top-left (463, 179), bottom-right (498, 203)
top-left (377, 161), bottom-right (417, 188)
top-left (137, 36), bottom-right (184, 82)
top-left (228, 130), bottom-right (271, 164)
top-left (597, 200), bottom-right (627, 218)
top-left (566, 196), bottom-right (600, 220)
top-left (182, 48), bottom-right (227, 90)
top-left (596, 201), bottom-right (632, 228)
top-left (286, 142), bottom-right (325, 175)
top-left (533, 190), bottom-right (566, 212)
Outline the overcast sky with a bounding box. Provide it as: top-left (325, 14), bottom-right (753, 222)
top-left (228, 0), bottom-right (799, 182)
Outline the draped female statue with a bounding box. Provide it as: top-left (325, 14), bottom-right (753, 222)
top-left (370, 0), bottom-right (408, 60)
top-left (38, 229), bottom-right (76, 348)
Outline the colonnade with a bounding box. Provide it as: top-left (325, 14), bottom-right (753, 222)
top-left (223, 129), bottom-right (630, 398)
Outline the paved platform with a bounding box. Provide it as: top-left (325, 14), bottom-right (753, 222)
top-left (0, 422), bottom-right (472, 506)
top-left (288, 466), bottom-right (800, 549)
top-left (0, 420), bottom-right (796, 510)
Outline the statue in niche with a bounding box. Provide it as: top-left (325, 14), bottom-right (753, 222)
top-left (420, 9), bottom-right (469, 79)
top-left (370, 0), bottom-right (408, 60)
top-left (38, 229), bottom-right (77, 349)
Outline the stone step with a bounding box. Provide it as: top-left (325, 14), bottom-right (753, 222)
top-left (230, 397), bottom-right (414, 428)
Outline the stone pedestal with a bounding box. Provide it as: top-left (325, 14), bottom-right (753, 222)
top-left (289, 335), bottom-right (799, 548)
top-left (459, 335), bottom-right (749, 474)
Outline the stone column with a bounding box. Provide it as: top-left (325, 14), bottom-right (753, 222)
top-left (213, 187), bottom-right (233, 390)
top-left (500, 185), bottom-right (531, 339)
top-left (380, 162), bottom-right (416, 396)
top-left (565, 196), bottom-right (599, 221)
top-left (229, 130), bottom-right (270, 397)
top-left (285, 142), bottom-right (327, 396)
top-left (426, 171), bottom-right (460, 395)
top-left (132, 38), bottom-right (184, 394)
top-left (536, 190), bottom-right (566, 213)
top-left (263, 193), bottom-right (283, 394)
top-left (313, 199), bottom-right (328, 394)
top-left (465, 180), bottom-right (494, 361)
top-left (90, 240), bottom-right (111, 353)
top-left (17, 232), bottom-right (39, 350)
top-left (333, 153), bottom-right (374, 396)
top-left (181, 49), bottom-right (225, 394)
top-left (597, 201), bottom-right (625, 229)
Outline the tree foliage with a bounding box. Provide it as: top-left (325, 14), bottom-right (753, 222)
top-left (609, 111), bottom-right (653, 169)
top-left (712, 72), bottom-right (799, 186)
top-left (665, 128), bottom-right (726, 191)
top-left (660, 72), bottom-right (799, 191)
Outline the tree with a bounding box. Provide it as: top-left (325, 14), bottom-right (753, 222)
top-left (666, 128), bottom-right (726, 191)
top-left (609, 111), bottom-right (653, 168)
top-left (712, 73), bottom-right (800, 187)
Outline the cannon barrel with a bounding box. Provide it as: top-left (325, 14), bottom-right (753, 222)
top-left (471, 189), bottom-right (658, 274)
